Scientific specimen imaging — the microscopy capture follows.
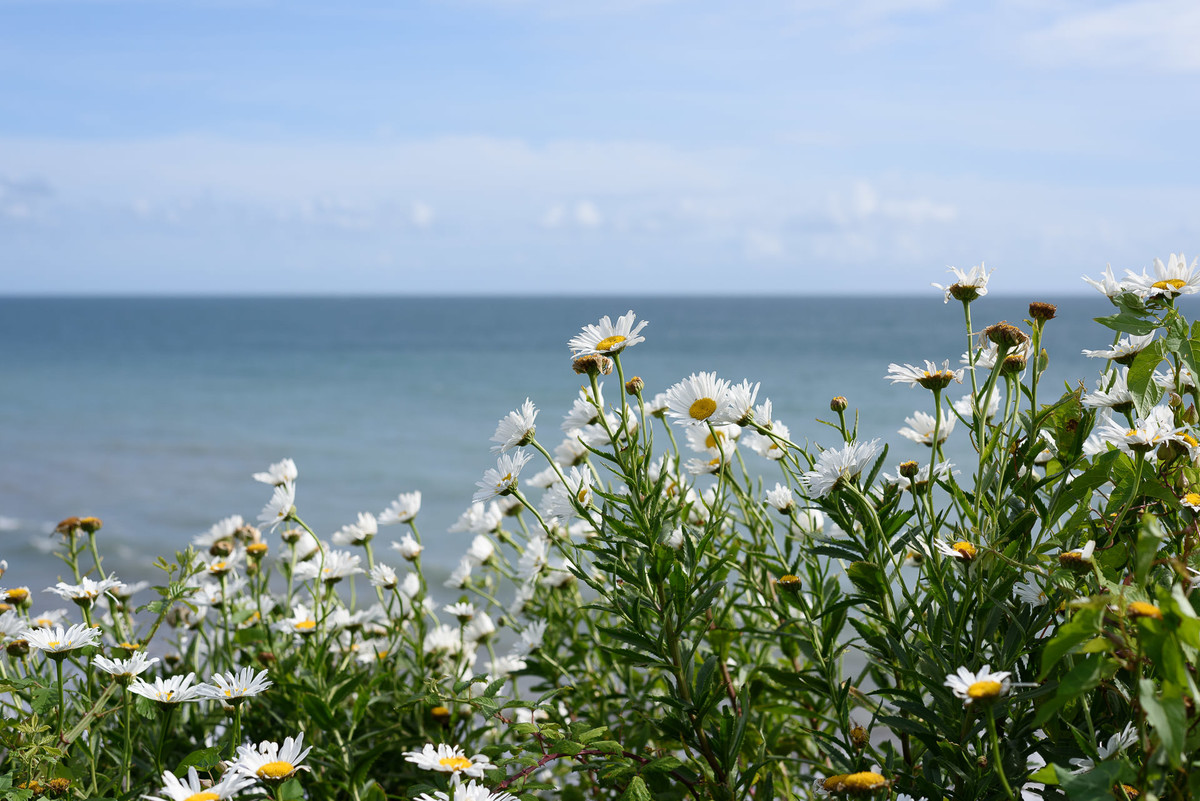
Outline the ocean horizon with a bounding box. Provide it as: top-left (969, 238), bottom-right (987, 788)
top-left (1, 292), bottom-right (1120, 598)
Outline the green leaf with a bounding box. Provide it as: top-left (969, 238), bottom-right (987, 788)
top-left (1139, 678), bottom-right (1186, 768)
top-left (618, 776), bottom-right (652, 801)
top-left (1128, 339), bottom-right (1166, 417)
top-left (1056, 760), bottom-right (1129, 801)
top-left (175, 746), bottom-right (221, 773)
top-left (1040, 606), bottom-right (1103, 678)
top-left (845, 561), bottom-right (887, 599)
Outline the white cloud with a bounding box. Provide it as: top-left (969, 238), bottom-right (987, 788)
top-left (574, 200), bottom-right (602, 227)
top-left (744, 230), bottom-right (785, 260)
top-left (1022, 0), bottom-right (1200, 72)
top-left (411, 201), bottom-right (435, 228)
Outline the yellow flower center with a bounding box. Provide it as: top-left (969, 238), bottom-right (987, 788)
top-left (840, 771), bottom-right (887, 792)
top-left (47, 640), bottom-right (61, 648)
top-left (1185, 434), bottom-right (1199, 448)
top-left (183, 793), bottom-right (220, 801)
top-left (6, 588), bottom-right (29, 602)
top-left (967, 680), bottom-right (1002, 700)
top-left (689, 398), bottom-right (717, 420)
top-left (439, 755), bottom-right (474, 772)
top-left (952, 541), bottom-right (976, 560)
top-left (248, 543), bottom-right (269, 556)
top-left (1128, 601), bottom-right (1163, 620)
top-left (594, 334), bottom-right (626, 351)
top-left (1153, 278), bottom-right (1187, 290)
top-left (294, 619), bottom-right (316, 631)
top-left (257, 761), bottom-right (295, 779)
top-left (118, 641), bottom-right (140, 650)
top-left (704, 431), bottom-right (726, 449)
top-left (1186, 493), bottom-right (1200, 506)
top-left (821, 774), bottom-right (849, 791)
top-left (576, 488), bottom-right (589, 503)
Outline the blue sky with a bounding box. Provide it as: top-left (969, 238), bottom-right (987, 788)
top-left (2, 0), bottom-right (1198, 294)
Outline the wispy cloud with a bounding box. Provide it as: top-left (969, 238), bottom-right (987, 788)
top-left (1022, 0), bottom-right (1200, 72)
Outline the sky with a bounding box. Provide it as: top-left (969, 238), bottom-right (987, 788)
top-left (1, 0), bottom-right (1198, 295)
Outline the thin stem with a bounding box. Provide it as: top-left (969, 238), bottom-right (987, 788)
top-left (986, 707), bottom-right (1016, 801)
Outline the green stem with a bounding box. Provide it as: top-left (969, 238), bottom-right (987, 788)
top-left (986, 706), bottom-right (1016, 801)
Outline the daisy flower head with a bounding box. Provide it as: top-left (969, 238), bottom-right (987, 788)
top-left (45, 576), bottom-right (123, 609)
top-left (449, 501), bottom-right (503, 535)
top-left (1082, 369), bottom-right (1134, 412)
top-left (744, 420), bottom-right (790, 461)
top-left (1058, 540), bottom-right (1096, 572)
top-left (415, 780), bottom-right (519, 801)
top-left (541, 466), bottom-right (594, 523)
top-left (293, 549), bottom-right (364, 584)
top-left (332, 512), bottom-right (378, 546)
top-left (665, 372), bottom-right (735, 426)
top-left (933, 537), bottom-right (978, 562)
top-left (933, 263), bottom-right (993, 303)
top-left (404, 743), bottom-right (491, 780)
top-left (199, 666), bottom-right (272, 705)
top-left (1083, 333), bottom-right (1156, 366)
top-left (277, 604), bottom-right (318, 636)
top-left (93, 651), bottom-right (159, 682)
top-left (1124, 253), bottom-right (1200, 300)
top-left (473, 451), bottom-right (533, 503)
top-left (801, 439), bottom-right (882, 498)
top-left (143, 765), bottom-right (257, 801)
top-left (23, 623), bottom-right (101, 658)
top-left (1083, 264), bottom-right (1127, 298)
top-left (370, 563), bottom-right (398, 589)
top-left (765, 483), bottom-right (795, 513)
top-left (945, 664), bottom-right (1011, 705)
top-left (253, 458), bottom-right (297, 487)
top-left (490, 398), bottom-right (538, 453)
top-left (128, 672), bottom-right (205, 705)
top-left (725, 380), bottom-right (760, 426)
top-left (685, 422), bottom-right (740, 455)
top-left (1182, 492), bottom-right (1200, 512)
top-left (898, 410), bottom-right (954, 446)
top-left (1095, 405), bottom-right (1184, 454)
top-left (234, 732), bottom-right (312, 782)
top-left (1069, 722), bottom-right (1138, 773)
top-left (392, 532), bottom-right (424, 561)
top-left (257, 480), bottom-right (296, 530)
top-left (379, 490), bottom-right (421, 525)
top-left (886, 360), bottom-right (964, 391)
top-left (193, 514), bottom-right (245, 552)
top-left (466, 534), bottom-right (496, 565)
top-left (568, 310), bottom-right (648, 357)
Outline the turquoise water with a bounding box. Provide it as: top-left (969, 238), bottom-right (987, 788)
top-left (1, 294), bottom-right (1113, 593)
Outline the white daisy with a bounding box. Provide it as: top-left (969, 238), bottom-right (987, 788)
top-left (562, 386), bottom-right (604, 432)
top-left (1069, 722), bottom-right (1138, 773)
top-left (45, 576), bottom-right (123, 608)
top-left (517, 536), bottom-right (549, 582)
top-left (444, 557), bottom-right (473, 589)
top-left (252, 458), bottom-right (297, 486)
top-left (93, 651), bottom-right (159, 680)
top-left (199, 666), bottom-right (272, 704)
top-left (1095, 405), bottom-right (1184, 453)
top-left (743, 421), bottom-right (790, 461)
top-left (423, 624), bottom-right (462, 655)
top-left (944, 664), bottom-right (1011, 704)
top-left (932, 536), bottom-right (978, 562)
top-left (23, 623), bottom-right (101, 656)
top-left (1154, 364), bottom-right (1198, 391)
top-left (257, 480), bottom-right (296, 529)
top-left (464, 612), bottom-right (496, 643)
top-left (1082, 369), bottom-right (1134, 410)
top-left (664, 372), bottom-right (736, 426)
top-left (685, 422), bottom-right (740, 455)
top-left (1124, 253), bottom-right (1200, 299)
top-left (1082, 265), bottom-right (1127, 298)
top-left (332, 512), bottom-right (378, 546)
top-left (379, 491), bottom-right (422, 525)
top-left (369, 563), bottom-right (399, 589)
top-left (392, 532), bottom-right (424, 561)
top-left (144, 765), bottom-right (257, 801)
top-left (486, 653), bottom-right (527, 679)
top-left (661, 527), bottom-right (685, 550)
top-left (554, 434), bottom-right (589, 467)
top-left (1013, 580), bottom-right (1049, 607)
top-left (725, 380), bottom-right (761, 425)
top-left (405, 743), bottom-right (492, 779)
top-left (128, 672), bottom-right (205, 705)
top-left (193, 514), bottom-right (245, 550)
top-left (465, 534), bottom-right (496, 565)
top-left (473, 451), bottom-right (533, 503)
top-left (568, 310), bottom-right (648, 357)
top-left (449, 502), bottom-right (504, 535)
top-left (898, 411), bottom-right (954, 446)
top-left (765, 483), bottom-right (795, 513)
top-left (1058, 539), bottom-right (1096, 569)
top-left (277, 604), bottom-right (318, 636)
top-left (1082, 333), bottom-right (1156, 364)
top-left (886, 360), bottom-right (964, 390)
top-left (801, 439), bottom-right (882, 498)
top-left (444, 601), bottom-right (475, 621)
top-left (233, 732), bottom-right (313, 781)
top-left (511, 620), bottom-right (547, 657)
top-left (490, 398), bottom-right (538, 453)
top-left (932, 263), bottom-right (992, 303)
top-left (542, 466), bottom-right (594, 522)
top-left (293, 549), bottom-right (364, 584)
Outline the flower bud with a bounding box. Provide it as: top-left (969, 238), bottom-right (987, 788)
top-left (431, 705), bottom-right (452, 726)
top-left (625, 376), bottom-right (644, 395)
top-left (6, 639), bottom-right (29, 657)
top-left (257, 650), bottom-right (277, 667)
top-left (78, 516), bottom-right (103, 534)
top-left (209, 540), bottom-right (235, 557)
top-left (849, 724), bottom-right (869, 750)
top-left (984, 321), bottom-right (1029, 348)
top-left (1028, 302), bottom-right (1057, 321)
top-left (281, 527), bottom-right (302, 544)
top-left (572, 354), bottom-right (614, 376)
top-left (247, 542), bottom-right (269, 560)
top-left (899, 460), bottom-right (920, 479)
top-left (830, 396), bottom-right (848, 412)
top-left (776, 574), bottom-right (801, 593)
top-left (55, 516), bottom-right (81, 536)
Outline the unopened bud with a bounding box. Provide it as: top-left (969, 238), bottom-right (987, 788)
top-left (1029, 302), bottom-right (1057, 321)
top-left (849, 724), bottom-right (869, 749)
top-left (257, 650), bottom-right (276, 666)
top-left (776, 574), bottom-right (801, 593)
top-left (1186, 405), bottom-right (1199, 426)
top-left (46, 777), bottom-right (71, 797)
top-left (209, 540), bottom-right (235, 558)
top-left (55, 516), bottom-right (81, 536)
top-left (6, 639), bottom-right (29, 657)
top-left (78, 516), bottom-right (103, 534)
top-left (1001, 354), bottom-right (1027, 374)
top-left (281, 527), bottom-right (302, 544)
top-left (431, 705), bottom-right (452, 725)
top-left (247, 542), bottom-right (269, 560)
top-left (1169, 392), bottom-right (1183, 409)
top-left (625, 376), bottom-right (644, 395)
top-left (984, 321), bottom-right (1029, 348)
top-left (830, 396), bottom-right (848, 412)
top-left (899, 460), bottom-right (920, 478)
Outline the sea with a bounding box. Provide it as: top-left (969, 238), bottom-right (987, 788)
top-left (0, 294), bottom-right (1119, 600)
